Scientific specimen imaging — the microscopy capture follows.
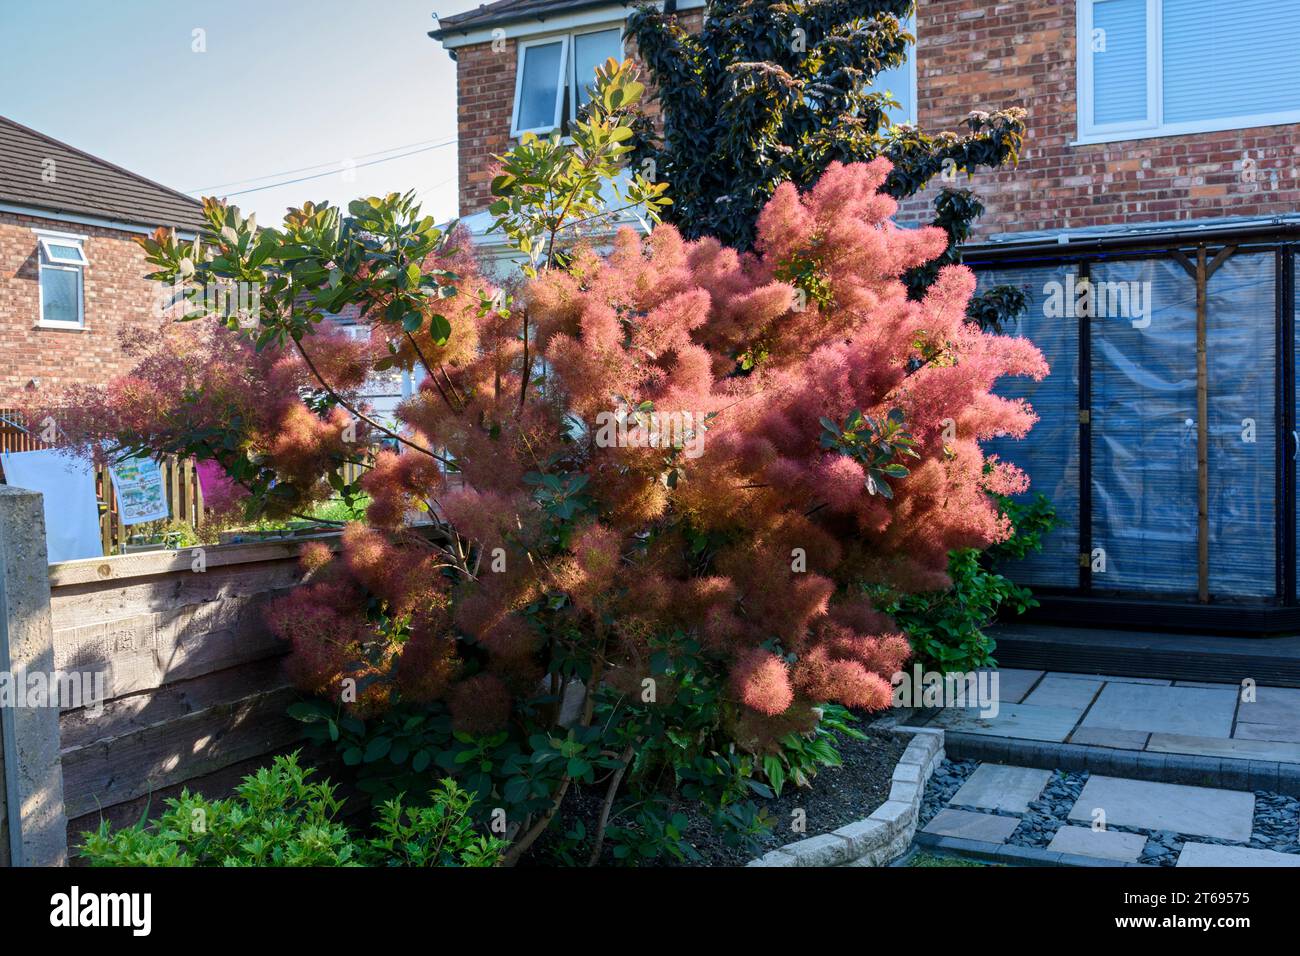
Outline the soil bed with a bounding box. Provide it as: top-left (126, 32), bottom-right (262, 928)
top-left (528, 726), bottom-right (906, 866)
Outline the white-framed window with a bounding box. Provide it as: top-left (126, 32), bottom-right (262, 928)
top-left (34, 229), bottom-right (87, 329)
top-left (511, 26), bottom-right (624, 137)
top-left (872, 12), bottom-right (918, 126)
top-left (1078, 0), bottom-right (1300, 144)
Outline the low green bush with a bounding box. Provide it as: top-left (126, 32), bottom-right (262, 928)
top-left (867, 493), bottom-right (1056, 673)
top-left (291, 636), bottom-right (859, 866)
top-left (77, 752), bottom-right (505, 867)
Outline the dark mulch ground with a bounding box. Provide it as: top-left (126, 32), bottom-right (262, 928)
top-left (526, 727), bottom-right (907, 867)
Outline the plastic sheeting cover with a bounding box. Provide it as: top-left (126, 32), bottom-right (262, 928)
top-left (1206, 253), bottom-right (1275, 597)
top-left (1090, 257), bottom-right (1199, 595)
top-left (977, 265), bottom-right (1080, 589)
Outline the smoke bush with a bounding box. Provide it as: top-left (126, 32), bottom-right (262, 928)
top-left (55, 64), bottom-right (1045, 863)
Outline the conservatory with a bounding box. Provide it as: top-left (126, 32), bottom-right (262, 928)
top-left (970, 215), bottom-right (1300, 633)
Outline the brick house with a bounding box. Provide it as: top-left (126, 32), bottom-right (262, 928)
top-left (432, 1), bottom-right (1300, 633)
top-left (0, 116), bottom-right (206, 406)
top-left (432, 0), bottom-right (1298, 233)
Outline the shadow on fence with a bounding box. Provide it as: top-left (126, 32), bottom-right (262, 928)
top-left (0, 480), bottom-right (344, 865)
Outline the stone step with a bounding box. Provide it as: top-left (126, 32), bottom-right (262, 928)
top-left (917, 759), bottom-right (1300, 867)
top-left (1176, 843), bottom-right (1300, 867)
top-left (1067, 776), bottom-right (1255, 842)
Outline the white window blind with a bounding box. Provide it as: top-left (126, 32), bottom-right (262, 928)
top-left (511, 27), bottom-right (625, 138)
top-left (1091, 0), bottom-right (1148, 126)
top-left (1080, 0), bottom-right (1300, 142)
top-left (572, 28), bottom-right (622, 111)
top-left (1163, 0), bottom-right (1300, 124)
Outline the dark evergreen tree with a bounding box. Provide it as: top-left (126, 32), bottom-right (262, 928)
top-left (626, 0), bottom-right (1028, 328)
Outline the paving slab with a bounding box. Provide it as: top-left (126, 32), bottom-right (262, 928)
top-left (1234, 721), bottom-right (1300, 745)
top-left (949, 764), bottom-right (1052, 813)
top-left (1068, 727), bottom-right (1151, 750)
top-left (1068, 776), bottom-right (1254, 842)
top-left (1176, 843), bottom-right (1300, 867)
top-left (975, 668), bottom-right (1044, 705)
top-left (1048, 672), bottom-right (1171, 686)
top-left (1080, 682), bottom-right (1236, 738)
top-left (925, 703), bottom-right (1082, 742)
top-left (921, 808), bottom-right (1020, 844)
top-left (1149, 733), bottom-right (1300, 764)
top-left (1237, 686), bottom-right (1300, 727)
top-left (1046, 826), bottom-right (1147, 863)
top-left (1023, 676), bottom-right (1104, 710)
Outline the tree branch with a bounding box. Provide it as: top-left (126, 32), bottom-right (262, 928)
top-left (586, 743), bottom-right (634, 866)
top-left (291, 337), bottom-right (457, 467)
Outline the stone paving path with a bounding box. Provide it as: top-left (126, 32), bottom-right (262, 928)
top-left (918, 760), bottom-right (1300, 866)
top-left (917, 669), bottom-right (1300, 762)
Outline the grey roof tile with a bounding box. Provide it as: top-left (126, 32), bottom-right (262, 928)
top-left (0, 115), bottom-right (205, 232)
top-left (432, 0), bottom-right (625, 37)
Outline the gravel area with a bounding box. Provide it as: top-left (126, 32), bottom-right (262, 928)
top-left (917, 758), bottom-right (979, 829)
top-left (918, 758), bottom-right (1300, 867)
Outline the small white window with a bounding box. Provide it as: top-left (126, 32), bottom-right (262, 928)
top-left (571, 28), bottom-right (623, 113)
top-left (39, 238), bottom-right (89, 266)
top-left (872, 13), bottom-right (918, 126)
top-left (511, 27), bottom-right (625, 138)
top-left (36, 232), bottom-right (87, 328)
top-left (1078, 0), bottom-right (1300, 144)
top-left (512, 37), bottom-right (568, 136)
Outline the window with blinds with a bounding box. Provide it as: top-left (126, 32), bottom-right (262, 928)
top-left (1078, 0), bottom-right (1300, 142)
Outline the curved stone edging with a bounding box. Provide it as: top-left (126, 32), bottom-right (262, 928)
top-left (747, 726), bottom-right (946, 867)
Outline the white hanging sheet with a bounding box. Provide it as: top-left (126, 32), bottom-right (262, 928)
top-left (0, 448), bottom-right (103, 562)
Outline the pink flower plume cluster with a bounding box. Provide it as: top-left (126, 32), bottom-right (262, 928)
top-left (70, 161), bottom-right (1047, 742)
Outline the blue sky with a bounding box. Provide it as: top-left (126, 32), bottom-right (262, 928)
top-left (0, 0), bottom-right (482, 225)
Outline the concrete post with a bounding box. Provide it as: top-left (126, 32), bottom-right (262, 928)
top-left (0, 702), bottom-right (7, 867)
top-left (0, 486), bottom-right (68, 866)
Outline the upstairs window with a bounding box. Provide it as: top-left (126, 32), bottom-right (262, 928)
top-left (511, 27), bottom-right (624, 137)
top-left (1078, 0), bottom-right (1300, 143)
top-left (35, 231), bottom-right (87, 328)
top-left (571, 28), bottom-right (622, 112)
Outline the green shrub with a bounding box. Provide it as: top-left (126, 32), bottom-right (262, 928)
top-left (290, 636), bottom-right (859, 866)
top-left (868, 493), bottom-right (1056, 673)
top-left (367, 778), bottom-right (507, 867)
top-left (77, 753), bottom-right (504, 867)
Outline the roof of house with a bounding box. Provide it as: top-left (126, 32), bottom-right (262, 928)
top-left (0, 116), bottom-right (206, 232)
top-left (430, 0), bottom-right (625, 38)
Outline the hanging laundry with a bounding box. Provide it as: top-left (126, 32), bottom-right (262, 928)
top-left (107, 456), bottom-right (169, 525)
top-left (0, 448), bottom-right (102, 562)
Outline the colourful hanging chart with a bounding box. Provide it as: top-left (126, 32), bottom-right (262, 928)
top-left (107, 456), bottom-right (170, 525)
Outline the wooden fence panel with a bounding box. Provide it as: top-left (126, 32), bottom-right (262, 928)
top-left (48, 533), bottom-right (342, 854)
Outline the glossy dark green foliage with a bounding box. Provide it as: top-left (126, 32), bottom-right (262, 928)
top-left (626, 0), bottom-right (1028, 328)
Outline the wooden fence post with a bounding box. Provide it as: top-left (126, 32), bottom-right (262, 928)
top-left (0, 486), bottom-right (69, 866)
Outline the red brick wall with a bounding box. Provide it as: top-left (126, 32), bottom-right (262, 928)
top-left (0, 211), bottom-right (162, 405)
top-left (453, 11), bottom-right (703, 217)
top-left (899, 0), bottom-right (1300, 237)
top-left (455, 38), bottom-right (518, 217)
top-left (453, 2), bottom-right (1300, 234)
